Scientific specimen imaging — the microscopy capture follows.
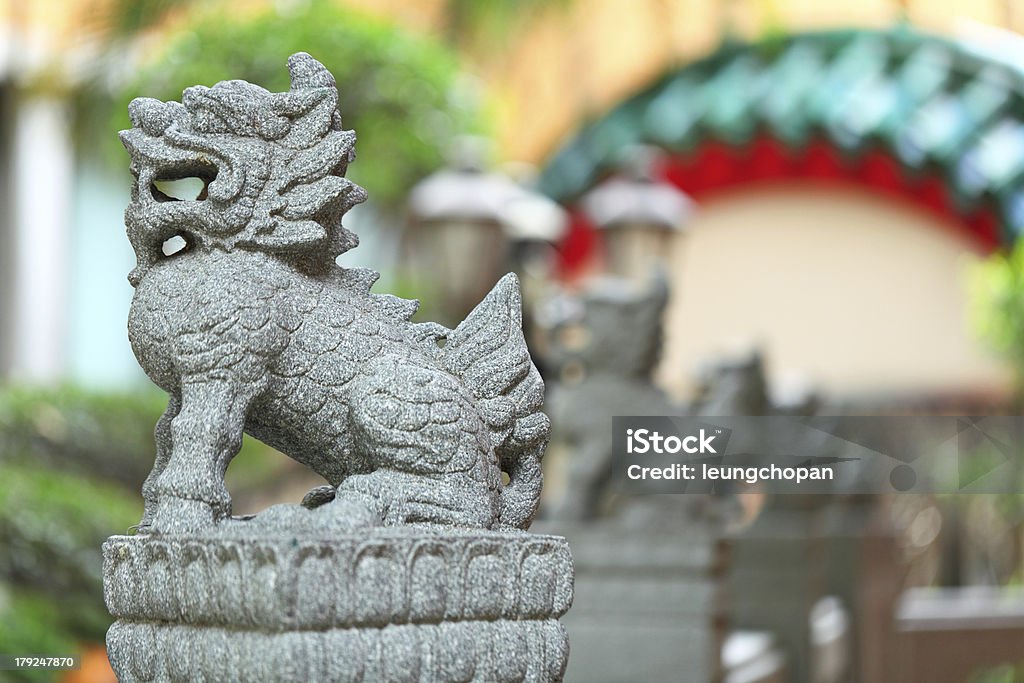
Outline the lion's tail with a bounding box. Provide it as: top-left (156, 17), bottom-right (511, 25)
top-left (441, 273), bottom-right (549, 530)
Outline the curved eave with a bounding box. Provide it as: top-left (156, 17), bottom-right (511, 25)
top-left (539, 27), bottom-right (1024, 248)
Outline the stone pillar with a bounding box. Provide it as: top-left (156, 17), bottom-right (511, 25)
top-left (551, 524), bottom-right (725, 682)
top-left (726, 499), bottom-right (830, 683)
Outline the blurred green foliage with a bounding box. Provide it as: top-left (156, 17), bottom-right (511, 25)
top-left (970, 243), bottom-right (1024, 392)
top-left (0, 461), bottom-right (139, 681)
top-left (962, 247), bottom-right (1024, 585)
top-left (441, 0), bottom-right (567, 49)
top-left (0, 588), bottom-right (78, 683)
top-left (104, 0), bottom-right (201, 37)
top-left (0, 385), bottom-right (295, 495)
top-left (970, 662), bottom-right (1024, 683)
top-left (0, 385), bottom-right (166, 488)
top-left (0, 465), bottom-right (140, 590)
top-left (0, 386), bottom-right (284, 679)
top-left (88, 0), bottom-right (482, 205)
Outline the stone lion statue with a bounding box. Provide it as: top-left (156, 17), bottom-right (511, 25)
top-left (120, 53), bottom-right (549, 534)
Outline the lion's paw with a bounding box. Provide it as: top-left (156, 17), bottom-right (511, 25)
top-left (321, 489), bottom-right (383, 529)
top-left (301, 485), bottom-right (337, 509)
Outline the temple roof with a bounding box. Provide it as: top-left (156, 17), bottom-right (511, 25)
top-left (539, 27), bottom-right (1024, 246)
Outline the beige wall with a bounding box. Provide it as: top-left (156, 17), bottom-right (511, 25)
top-left (656, 182), bottom-right (1012, 399)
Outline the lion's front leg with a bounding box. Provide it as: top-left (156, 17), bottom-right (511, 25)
top-left (149, 374), bottom-right (267, 533)
top-left (138, 394), bottom-right (181, 532)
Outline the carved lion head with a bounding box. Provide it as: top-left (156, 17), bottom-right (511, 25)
top-left (120, 53), bottom-right (367, 285)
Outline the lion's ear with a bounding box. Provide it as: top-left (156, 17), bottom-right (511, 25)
top-left (282, 53), bottom-right (342, 149)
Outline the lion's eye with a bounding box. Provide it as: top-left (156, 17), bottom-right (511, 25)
top-left (162, 234), bottom-right (188, 257)
top-left (152, 176), bottom-right (208, 202)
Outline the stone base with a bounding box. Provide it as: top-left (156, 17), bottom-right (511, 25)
top-left (533, 520), bottom-right (724, 683)
top-left (103, 528), bottom-right (573, 682)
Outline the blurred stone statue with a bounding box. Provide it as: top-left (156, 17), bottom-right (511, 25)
top-left (105, 53), bottom-right (572, 682)
top-left (537, 276), bottom-right (726, 682)
top-left (691, 349), bottom-right (772, 417)
top-left (692, 349), bottom-right (819, 418)
top-left (540, 275), bottom-right (677, 521)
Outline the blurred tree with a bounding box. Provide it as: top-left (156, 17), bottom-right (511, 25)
top-left (0, 387), bottom-right (289, 679)
top-left (81, 0), bottom-right (483, 205)
top-left (971, 243), bottom-right (1024, 393)
top-left (968, 249), bottom-right (1024, 586)
top-left (0, 386), bottom-right (282, 493)
top-left (0, 386), bottom-right (166, 488)
top-left (100, 0), bottom-right (202, 37)
top-left (969, 661), bottom-right (1024, 682)
top-left (0, 462), bottom-right (139, 682)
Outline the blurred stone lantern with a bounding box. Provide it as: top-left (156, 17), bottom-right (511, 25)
top-left (581, 146), bottom-right (695, 280)
top-left (406, 139), bottom-right (567, 325)
top-left (501, 162), bottom-right (569, 310)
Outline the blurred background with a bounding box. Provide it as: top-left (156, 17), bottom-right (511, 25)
top-left (4, 0), bottom-right (1024, 680)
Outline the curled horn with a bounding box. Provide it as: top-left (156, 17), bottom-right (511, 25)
top-left (288, 52), bottom-right (335, 91)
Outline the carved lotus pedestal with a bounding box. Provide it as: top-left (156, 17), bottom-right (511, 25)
top-left (103, 528), bottom-right (573, 682)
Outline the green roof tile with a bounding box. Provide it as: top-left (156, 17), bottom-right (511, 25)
top-left (539, 27), bottom-right (1024, 245)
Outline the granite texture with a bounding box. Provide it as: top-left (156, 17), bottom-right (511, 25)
top-left (106, 53), bottom-right (571, 682)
